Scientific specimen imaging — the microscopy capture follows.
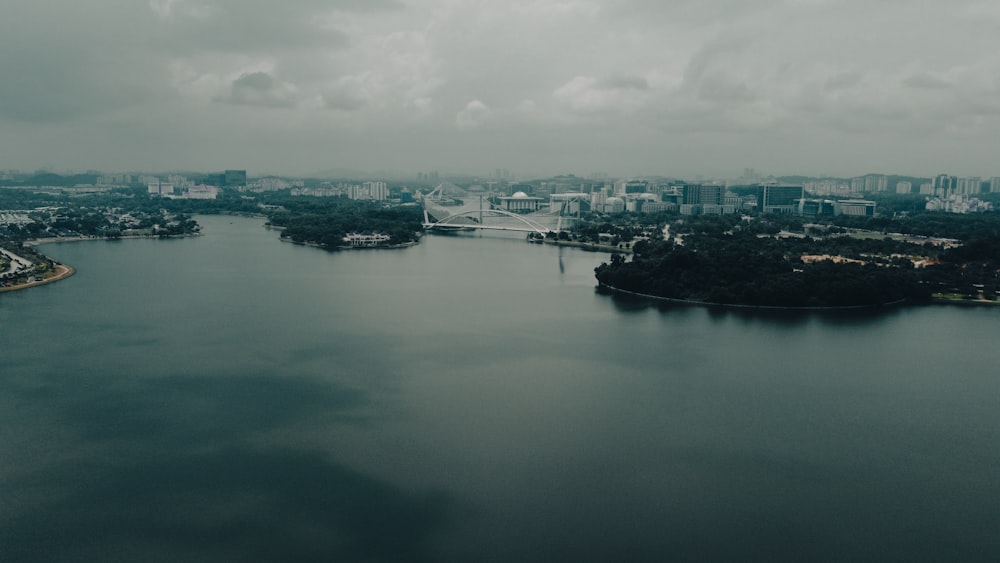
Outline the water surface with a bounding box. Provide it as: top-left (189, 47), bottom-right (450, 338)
top-left (2, 215), bottom-right (998, 561)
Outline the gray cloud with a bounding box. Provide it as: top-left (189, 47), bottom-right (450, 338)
top-left (1, 0), bottom-right (999, 177)
top-left (599, 75), bottom-right (650, 91)
top-left (0, 1), bottom-right (159, 122)
top-left (903, 72), bottom-right (951, 90)
top-left (323, 92), bottom-right (368, 112)
top-left (0, 49), bottom-right (150, 123)
top-left (149, 2), bottom-right (352, 55)
top-left (697, 75), bottom-right (756, 103)
top-left (825, 71), bottom-right (864, 91)
top-left (221, 72), bottom-right (298, 107)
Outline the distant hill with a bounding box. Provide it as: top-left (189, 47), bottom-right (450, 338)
top-left (307, 168), bottom-right (372, 180)
top-left (19, 172), bottom-right (100, 186)
top-left (775, 174), bottom-right (933, 187)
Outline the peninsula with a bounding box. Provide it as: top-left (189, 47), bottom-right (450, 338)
top-left (593, 213), bottom-right (1000, 308)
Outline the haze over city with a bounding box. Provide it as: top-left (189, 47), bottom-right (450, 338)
top-left (3, 0), bottom-right (1000, 178)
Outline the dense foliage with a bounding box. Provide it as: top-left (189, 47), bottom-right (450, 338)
top-left (267, 199), bottom-right (423, 247)
top-left (596, 234), bottom-right (929, 307)
top-left (594, 213), bottom-right (1000, 307)
top-left (0, 187), bottom-right (424, 249)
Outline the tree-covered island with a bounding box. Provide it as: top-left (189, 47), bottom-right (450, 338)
top-left (265, 198), bottom-right (423, 249)
top-left (592, 211), bottom-right (1000, 308)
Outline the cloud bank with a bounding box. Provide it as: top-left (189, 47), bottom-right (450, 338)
top-left (1, 0), bottom-right (999, 177)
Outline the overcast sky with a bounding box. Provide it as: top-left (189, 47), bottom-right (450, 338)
top-left (2, 0), bottom-right (999, 179)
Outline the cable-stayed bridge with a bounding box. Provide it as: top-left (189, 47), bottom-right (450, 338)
top-left (422, 197), bottom-right (564, 235)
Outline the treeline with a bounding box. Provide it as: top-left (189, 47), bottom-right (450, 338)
top-left (829, 209), bottom-right (1000, 239)
top-left (267, 199), bottom-right (423, 248)
top-left (596, 234), bottom-right (930, 308)
top-left (0, 172), bottom-right (100, 187)
top-left (0, 187), bottom-right (425, 248)
top-left (594, 211), bottom-right (1000, 306)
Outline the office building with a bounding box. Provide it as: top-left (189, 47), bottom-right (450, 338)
top-left (757, 183), bottom-right (803, 214)
top-left (224, 170), bottom-right (247, 187)
top-left (681, 184), bottom-right (724, 206)
top-left (933, 174), bottom-right (956, 196)
top-left (147, 181), bottom-right (174, 197)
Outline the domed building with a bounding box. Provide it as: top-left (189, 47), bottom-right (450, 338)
top-left (499, 191), bottom-right (544, 212)
top-left (605, 196), bottom-right (626, 213)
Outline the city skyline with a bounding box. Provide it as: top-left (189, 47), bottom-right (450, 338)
top-left (3, 1), bottom-right (1000, 178)
top-left (4, 167), bottom-right (997, 187)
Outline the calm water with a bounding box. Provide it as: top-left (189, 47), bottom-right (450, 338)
top-left (2, 215), bottom-right (998, 562)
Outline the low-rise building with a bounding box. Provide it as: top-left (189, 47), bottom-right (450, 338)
top-left (342, 232), bottom-right (391, 247)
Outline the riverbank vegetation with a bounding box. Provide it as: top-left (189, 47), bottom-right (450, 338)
top-left (0, 186), bottom-right (423, 250)
top-left (592, 212), bottom-right (1000, 307)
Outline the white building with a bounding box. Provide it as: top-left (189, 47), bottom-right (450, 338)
top-left (342, 232), bottom-right (391, 247)
top-left (590, 187), bottom-right (609, 208)
top-left (147, 181), bottom-right (174, 196)
top-left (346, 181), bottom-right (389, 201)
top-left (926, 194), bottom-right (993, 213)
top-left (499, 191), bottom-right (543, 212)
top-left (184, 185), bottom-right (219, 199)
top-left (851, 174), bottom-right (888, 193)
top-left (957, 177), bottom-right (982, 195)
top-left (604, 196), bottom-right (625, 213)
top-left (834, 199), bottom-right (877, 217)
top-left (247, 177), bottom-right (291, 192)
top-left (364, 181), bottom-right (389, 201)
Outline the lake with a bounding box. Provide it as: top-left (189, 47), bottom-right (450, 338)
top-left (2, 214), bottom-right (998, 562)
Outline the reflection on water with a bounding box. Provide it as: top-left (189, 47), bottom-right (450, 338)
top-left (3, 215), bottom-right (999, 562)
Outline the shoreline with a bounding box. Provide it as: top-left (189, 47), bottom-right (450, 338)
top-left (0, 263), bottom-right (75, 293)
top-left (24, 232), bottom-right (201, 247)
top-left (928, 296), bottom-right (1000, 306)
top-left (3, 233), bottom-right (198, 293)
top-left (597, 283), bottom-right (911, 311)
top-left (541, 239), bottom-right (632, 253)
top-left (279, 235), bottom-right (419, 251)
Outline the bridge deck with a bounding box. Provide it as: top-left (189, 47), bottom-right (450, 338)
top-left (422, 223), bottom-right (548, 233)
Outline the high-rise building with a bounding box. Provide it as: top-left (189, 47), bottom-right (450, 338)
top-left (613, 179), bottom-right (647, 195)
top-left (852, 174), bottom-right (888, 193)
top-left (147, 181), bottom-right (174, 197)
top-left (957, 177), bottom-right (982, 195)
top-left (895, 181), bottom-right (912, 194)
top-left (590, 186), bottom-right (609, 208)
top-left (850, 177), bottom-right (864, 194)
top-left (224, 170), bottom-right (247, 187)
top-left (990, 177), bottom-right (1000, 193)
top-left (681, 184), bottom-right (723, 206)
top-left (756, 183), bottom-right (803, 214)
top-left (364, 181), bottom-right (388, 201)
top-left (866, 174), bottom-right (888, 192)
top-left (933, 174), bottom-right (956, 196)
